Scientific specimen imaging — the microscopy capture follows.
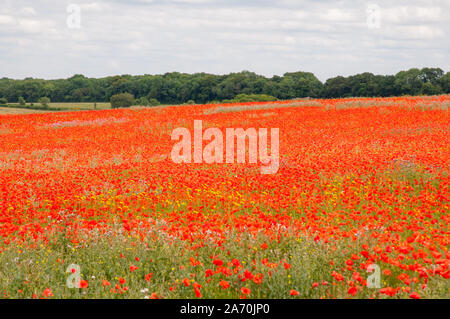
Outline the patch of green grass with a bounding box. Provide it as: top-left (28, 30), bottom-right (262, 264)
top-left (1, 229), bottom-right (447, 299)
top-left (2, 102), bottom-right (111, 112)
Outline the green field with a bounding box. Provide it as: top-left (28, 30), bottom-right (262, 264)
top-left (0, 102), bottom-right (112, 115)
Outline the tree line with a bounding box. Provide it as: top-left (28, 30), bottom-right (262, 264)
top-left (0, 67), bottom-right (448, 105)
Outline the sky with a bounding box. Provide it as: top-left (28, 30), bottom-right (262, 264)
top-left (0, 0), bottom-right (449, 82)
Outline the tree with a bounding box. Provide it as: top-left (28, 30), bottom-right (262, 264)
top-left (0, 68), bottom-right (447, 106)
top-left (440, 72), bottom-right (450, 93)
top-left (38, 97), bottom-right (50, 107)
top-left (148, 98), bottom-right (160, 106)
top-left (110, 93), bottom-right (134, 108)
top-left (421, 82), bottom-right (442, 95)
top-left (282, 72), bottom-right (323, 98)
top-left (322, 76), bottom-right (351, 98)
top-left (136, 97), bottom-right (149, 106)
top-left (394, 69), bottom-right (423, 95)
top-left (0, 97), bottom-right (7, 105)
top-left (418, 67), bottom-right (444, 83)
top-left (18, 96), bottom-right (26, 105)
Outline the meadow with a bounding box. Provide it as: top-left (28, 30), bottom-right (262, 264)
top-left (0, 96), bottom-right (448, 299)
top-left (0, 102), bottom-right (111, 115)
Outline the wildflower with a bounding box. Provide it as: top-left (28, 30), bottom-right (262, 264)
top-left (145, 273), bottom-right (153, 282)
top-left (42, 288), bottom-right (53, 297)
top-left (348, 286), bottom-right (357, 296)
top-left (213, 259), bottom-right (224, 267)
top-left (219, 280), bottom-right (230, 289)
top-left (194, 287), bottom-right (202, 298)
top-left (130, 265), bottom-right (138, 272)
top-left (79, 280), bottom-right (88, 289)
top-left (244, 270), bottom-right (254, 280)
top-left (241, 287), bottom-right (251, 296)
top-left (382, 269), bottom-right (392, 276)
top-left (183, 278), bottom-right (191, 287)
top-left (379, 287), bottom-right (396, 297)
top-left (253, 273), bottom-right (263, 285)
top-left (290, 289), bottom-right (299, 296)
top-left (409, 292), bottom-right (421, 299)
top-left (332, 271), bottom-right (344, 281)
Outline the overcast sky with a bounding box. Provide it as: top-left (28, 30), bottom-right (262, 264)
top-left (0, 0), bottom-right (449, 81)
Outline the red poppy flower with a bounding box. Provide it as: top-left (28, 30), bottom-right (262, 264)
top-left (183, 278), bottom-right (191, 287)
top-left (219, 280), bottom-right (230, 289)
top-left (213, 259), bottom-right (223, 266)
top-left (241, 287), bottom-right (251, 296)
top-left (409, 292), bottom-right (421, 299)
top-left (79, 280), bottom-right (88, 289)
top-left (130, 265), bottom-right (138, 272)
top-left (290, 289), bottom-right (299, 296)
top-left (348, 287), bottom-right (357, 296)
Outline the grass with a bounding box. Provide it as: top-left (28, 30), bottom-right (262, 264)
top-left (0, 107), bottom-right (51, 115)
top-left (0, 103), bottom-right (171, 115)
top-left (1, 227), bottom-right (447, 299)
top-left (44, 102), bottom-right (111, 110)
top-left (0, 102), bottom-right (112, 115)
top-left (203, 100), bottom-right (323, 115)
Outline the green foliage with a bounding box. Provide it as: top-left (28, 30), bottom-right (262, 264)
top-left (440, 72), bottom-right (450, 93)
top-left (38, 97), bottom-right (50, 107)
top-left (110, 93), bottom-right (135, 108)
top-left (223, 94), bottom-right (278, 103)
top-left (135, 97), bottom-right (149, 106)
top-left (147, 98), bottom-right (160, 106)
top-left (0, 229), bottom-right (447, 299)
top-left (421, 82), bottom-right (442, 95)
top-left (0, 68), bottom-right (447, 106)
top-left (18, 96), bottom-right (26, 105)
top-left (321, 68), bottom-right (446, 98)
top-left (0, 97), bottom-right (7, 105)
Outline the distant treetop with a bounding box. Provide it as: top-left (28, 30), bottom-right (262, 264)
top-left (0, 68), bottom-right (448, 105)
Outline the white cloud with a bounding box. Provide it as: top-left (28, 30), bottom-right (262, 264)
top-left (80, 3), bottom-right (105, 12)
top-left (383, 6), bottom-right (442, 23)
top-left (320, 8), bottom-right (355, 22)
top-left (19, 7), bottom-right (37, 16)
top-left (0, 0), bottom-right (448, 81)
top-left (393, 25), bottom-right (444, 39)
top-left (0, 14), bottom-right (15, 25)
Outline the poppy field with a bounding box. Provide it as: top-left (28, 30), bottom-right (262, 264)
top-left (0, 96), bottom-right (448, 299)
